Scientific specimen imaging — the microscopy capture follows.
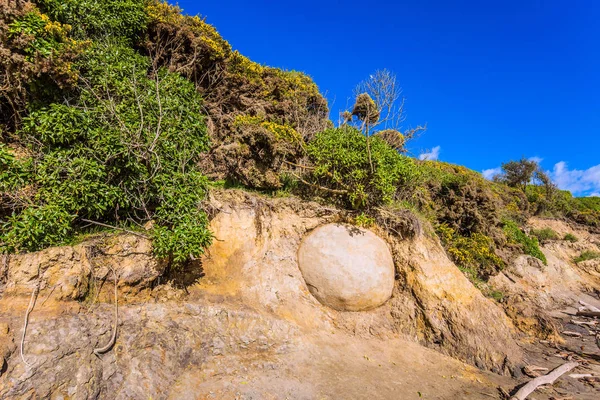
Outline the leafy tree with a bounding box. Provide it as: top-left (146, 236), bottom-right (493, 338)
top-left (497, 158), bottom-right (538, 191)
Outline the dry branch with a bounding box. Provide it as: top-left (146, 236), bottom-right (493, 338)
top-left (509, 362), bottom-right (579, 400)
top-left (290, 173), bottom-right (348, 195)
top-left (80, 219), bottom-right (149, 239)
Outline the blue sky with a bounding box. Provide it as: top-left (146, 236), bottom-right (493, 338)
top-left (176, 0), bottom-right (600, 196)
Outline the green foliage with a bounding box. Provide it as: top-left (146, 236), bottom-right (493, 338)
top-left (497, 158), bottom-right (538, 191)
top-left (354, 213), bottom-right (375, 228)
top-left (233, 115), bottom-right (303, 145)
top-left (1, 42), bottom-right (212, 264)
top-left (227, 52), bottom-right (321, 101)
top-left (488, 290), bottom-right (505, 302)
top-left (0, 143), bottom-right (19, 190)
top-left (523, 189), bottom-right (600, 227)
top-left (1, 2), bottom-right (85, 129)
top-left (147, 0), bottom-right (231, 61)
top-left (563, 233), bottom-right (578, 242)
top-left (151, 172), bottom-right (212, 264)
top-left (2, 205), bottom-right (73, 251)
top-left (437, 224), bottom-right (505, 280)
top-left (574, 250), bottom-right (600, 264)
top-left (569, 196), bottom-right (600, 227)
top-left (8, 10), bottom-right (73, 59)
top-left (415, 161), bottom-right (504, 238)
top-left (530, 227), bottom-right (559, 243)
top-left (503, 220), bottom-right (547, 265)
top-left (305, 127), bottom-right (419, 209)
top-left (36, 0), bottom-right (148, 42)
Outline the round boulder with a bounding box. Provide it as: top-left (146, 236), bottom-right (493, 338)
top-left (297, 223), bottom-right (395, 311)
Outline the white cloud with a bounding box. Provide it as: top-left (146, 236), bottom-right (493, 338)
top-left (551, 161), bottom-right (600, 196)
top-left (590, 192), bottom-right (600, 197)
top-left (528, 156), bottom-right (543, 164)
top-left (482, 167), bottom-right (502, 180)
top-left (419, 146), bottom-right (441, 161)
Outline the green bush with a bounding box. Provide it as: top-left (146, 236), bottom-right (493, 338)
top-left (574, 250), bottom-right (600, 264)
top-left (563, 233), bottom-right (578, 242)
top-left (503, 220), bottom-right (547, 264)
top-left (36, 0), bottom-right (148, 42)
top-left (530, 227), bottom-right (559, 243)
top-left (417, 161), bottom-right (503, 237)
top-left (305, 126), bottom-right (419, 209)
top-left (437, 224), bottom-right (505, 280)
top-left (1, 42), bottom-right (212, 264)
top-left (2, 205), bottom-right (73, 251)
top-left (1, 2), bottom-right (85, 130)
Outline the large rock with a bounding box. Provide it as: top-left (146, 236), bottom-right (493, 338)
top-left (297, 223), bottom-right (395, 311)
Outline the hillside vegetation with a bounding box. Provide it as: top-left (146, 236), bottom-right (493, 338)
top-left (1, 0), bottom-right (599, 290)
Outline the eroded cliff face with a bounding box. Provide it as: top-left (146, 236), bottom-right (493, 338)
top-left (490, 217), bottom-right (600, 340)
top-left (0, 192), bottom-right (599, 399)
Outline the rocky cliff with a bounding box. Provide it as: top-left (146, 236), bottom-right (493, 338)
top-left (0, 191), bottom-right (599, 399)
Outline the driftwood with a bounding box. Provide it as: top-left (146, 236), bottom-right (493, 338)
top-left (576, 310), bottom-right (600, 318)
top-left (568, 373), bottom-right (593, 379)
top-left (510, 362), bottom-right (579, 400)
top-left (579, 300), bottom-right (600, 313)
top-left (570, 319), bottom-right (597, 327)
top-left (562, 331), bottom-right (582, 338)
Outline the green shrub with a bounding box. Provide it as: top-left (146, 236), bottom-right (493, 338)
top-left (36, 0), bottom-right (148, 42)
top-left (563, 233), bottom-right (578, 242)
top-left (1, 42), bottom-right (212, 264)
top-left (574, 250), bottom-right (600, 263)
top-left (1, 2), bottom-right (85, 130)
top-left (415, 161), bottom-right (504, 238)
top-left (530, 227), bottom-right (559, 243)
top-left (305, 126), bottom-right (418, 209)
top-left (488, 290), bottom-right (504, 302)
top-left (1, 205), bottom-right (73, 251)
top-left (437, 224), bottom-right (505, 280)
top-left (354, 213), bottom-right (375, 228)
top-left (503, 220), bottom-right (547, 264)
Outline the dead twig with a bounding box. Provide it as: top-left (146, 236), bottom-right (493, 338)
top-left (509, 362), bottom-right (579, 400)
top-left (80, 219), bottom-right (149, 239)
top-left (290, 173), bottom-right (348, 195)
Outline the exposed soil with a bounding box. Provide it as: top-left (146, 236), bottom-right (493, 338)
top-left (0, 194), bottom-right (599, 399)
